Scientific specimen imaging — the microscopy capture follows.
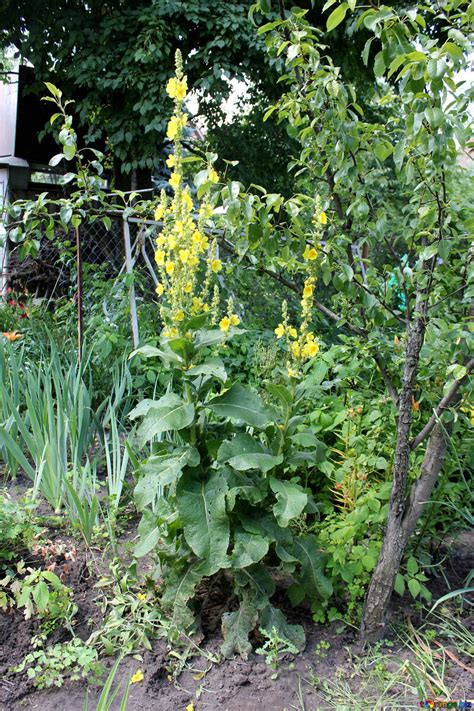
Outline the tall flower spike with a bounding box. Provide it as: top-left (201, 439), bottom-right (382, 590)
top-left (152, 50), bottom-right (225, 341)
top-left (275, 198), bottom-right (327, 378)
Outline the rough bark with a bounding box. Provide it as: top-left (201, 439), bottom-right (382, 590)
top-left (360, 294), bottom-right (428, 642)
top-left (401, 422), bottom-right (452, 542)
top-left (361, 419), bottom-right (452, 642)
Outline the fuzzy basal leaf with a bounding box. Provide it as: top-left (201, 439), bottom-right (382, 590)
top-left (176, 470), bottom-right (230, 574)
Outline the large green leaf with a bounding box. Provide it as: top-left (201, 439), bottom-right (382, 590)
top-left (134, 526), bottom-right (161, 557)
top-left (129, 344), bottom-right (181, 365)
top-left (270, 478), bottom-right (308, 527)
top-left (187, 358), bottom-right (227, 383)
top-left (231, 529), bottom-right (269, 569)
top-left (161, 561), bottom-right (208, 630)
top-left (194, 328), bottom-right (245, 351)
top-left (218, 433), bottom-right (282, 473)
top-left (235, 565), bottom-right (276, 603)
top-left (260, 604), bottom-right (305, 651)
top-left (226, 470), bottom-right (268, 510)
top-left (176, 470), bottom-right (230, 574)
top-left (134, 447), bottom-right (200, 509)
top-left (221, 590), bottom-right (258, 659)
top-left (130, 393), bottom-right (195, 445)
top-left (206, 384), bottom-right (272, 428)
top-left (291, 535), bottom-right (333, 601)
top-left (239, 511), bottom-right (293, 546)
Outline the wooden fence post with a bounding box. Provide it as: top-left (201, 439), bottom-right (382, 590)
top-left (123, 218), bottom-right (139, 348)
top-left (75, 226), bottom-right (83, 364)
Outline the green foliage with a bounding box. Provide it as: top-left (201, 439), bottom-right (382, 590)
top-left (0, 563), bottom-right (77, 636)
top-left (131, 325), bottom-right (334, 655)
top-left (2, 0), bottom-right (472, 656)
top-left (83, 656), bottom-right (130, 711)
top-left (87, 561), bottom-right (163, 656)
top-left (1, 1), bottom-right (270, 177)
top-left (255, 624), bottom-right (301, 676)
top-left (0, 493), bottom-right (39, 567)
top-left (12, 637), bottom-right (103, 689)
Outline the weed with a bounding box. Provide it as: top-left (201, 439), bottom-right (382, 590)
top-left (256, 626), bottom-right (299, 678)
top-left (12, 637), bottom-right (104, 689)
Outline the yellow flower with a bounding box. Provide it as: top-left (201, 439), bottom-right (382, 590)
top-left (303, 284), bottom-right (314, 299)
top-left (302, 341), bottom-right (319, 358)
top-left (179, 249), bottom-right (190, 264)
top-left (186, 703), bottom-right (195, 711)
top-left (303, 246), bottom-right (318, 261)
top-left (155, 283), bottom-right (165, 296)
top-left (130, 670), bottom-right (144, 684)
top-left (167, 116), bottom-right (180, 140)
top-left (291, 341), bottom-right (301, 358)
top-left (203, 303), bottom-right (210, 312)
top-left (288, 326), bottom-right (297, 339)
top-left (230, 314), bottom-right (240, 326)
top-left (220, 316), bottom-right (231, 332)
top-left (154, 204), bottom-right (164, 221)
top-left (163, 326), bottom-right (178, 338)
top-left (192, 230), bottom-right (203, 245)
top-left (211, 259), bottom-right (222, 273)
top-left (166, 261), bottom-right (175, 275)
top-left (188, 254), bottom-right (199, 266)
top-left (166, 154), bottom-right (175, 168)
top-left (208, 168), bottom-right (219, 183)
top-left (166, 76), bottom-right (188, 100)
top-left (169, 172), bottom-right (181, 190)
top-left (156, 235), bottom-right (166, 247)
top-left (155, 250), bottom-right (165, 266)
top-left (137, 593), bottom-right (147, 601)
top-left (275, 324), bottom-right (285, 338)
top-left (318, 211), bottom-right (327, 225)
top-left (183, 191), bottom-right (193, 211)
top-left (174, 310), bottom-right (185, 322)
top-left (168, 236), bottom-right (177, 250)
top-left (184, 282), bottom-right (193, 294)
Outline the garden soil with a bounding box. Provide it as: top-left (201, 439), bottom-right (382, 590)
top-left (1, 476), bottom-right (472, 710)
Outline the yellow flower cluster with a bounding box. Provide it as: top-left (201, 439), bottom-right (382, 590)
top-left (167, 114), bottom-right (187, 141)
top-left (219, 296), bottom-right (241, 332)
top-left (166, 76), bottom-right (188, 101)
top-left (152, 51), bottom-right (230, 342)
top-left (274, 198), bottom-right (328, 378)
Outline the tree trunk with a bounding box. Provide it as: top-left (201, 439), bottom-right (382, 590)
top-left (360, 422), bottom-right (451, 641)
top-left (401, 422), bottom-right (452, 542)
top-left (360, 296), bottom-right (428, 642)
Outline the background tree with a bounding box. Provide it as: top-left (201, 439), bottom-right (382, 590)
top-left (216, 0), bottom-right (473, 640)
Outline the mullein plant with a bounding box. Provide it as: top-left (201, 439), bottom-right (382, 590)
top-left (130, 51), bottom-right (334, 659)
top-left (274, 200), bottom-right (326, 378)
top-left (152, 50), bottom-right (239, 339)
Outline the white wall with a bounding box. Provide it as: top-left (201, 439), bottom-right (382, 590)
top-left (0, 167), bottom-right (8, 294)
top-left (0, 69), bottom-right (20, 159)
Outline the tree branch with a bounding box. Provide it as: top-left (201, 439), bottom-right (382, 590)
top-left (410, 357), bottom-right (474, 450)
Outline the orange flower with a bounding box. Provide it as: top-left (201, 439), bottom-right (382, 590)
top-left (2, 331), bottom-right (22, 341)
top-left (411, 396), bottom-right (420, 412)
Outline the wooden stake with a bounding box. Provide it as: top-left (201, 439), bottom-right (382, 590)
top-left (75, 225), bottom-right (83, 364)
top-left (123, 219), bottom-right (139, 348)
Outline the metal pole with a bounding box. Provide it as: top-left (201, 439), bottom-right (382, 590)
top-left (75, 226), bottom-right (83, 364)
top-left (123, 218), bottom-right (139, 348)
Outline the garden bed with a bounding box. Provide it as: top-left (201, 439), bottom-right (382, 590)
top-left (1, 473), bottom-right (472, 711)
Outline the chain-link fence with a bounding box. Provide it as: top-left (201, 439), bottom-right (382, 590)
top-left (2, 205), bottom-right (165, 349)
